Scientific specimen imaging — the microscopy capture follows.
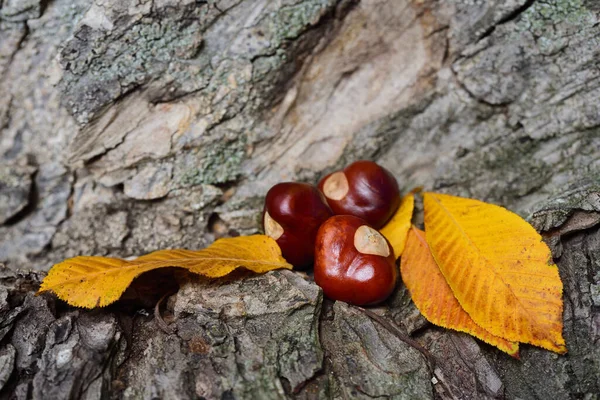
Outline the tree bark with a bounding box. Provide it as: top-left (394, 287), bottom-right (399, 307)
top-left (1, 0), bottom-right (599, 398)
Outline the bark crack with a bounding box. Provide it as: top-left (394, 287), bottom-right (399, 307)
top-left (476, 0), bottom-right (537, 44)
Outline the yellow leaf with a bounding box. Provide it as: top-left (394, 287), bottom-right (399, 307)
top-left (423, 192), bottom-right (566, 353)
top-left (39, 235), bottom-right (292, 309)
top-left (402, 227), bottom-right (519, 357)
top-left (380, 193), bottom-right (415, 258)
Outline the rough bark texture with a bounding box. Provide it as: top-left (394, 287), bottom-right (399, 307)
top-left (1, 0), bottom-right (599, 398)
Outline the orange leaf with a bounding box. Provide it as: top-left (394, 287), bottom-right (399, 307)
top-left (38, 235), bottom-right (292, 308)
top-left (402, 227), bottom-right (519, 357)
top-left (423, 192), bottom-right (566, 353)
top-left (380, 193), bottom-right (415, 258)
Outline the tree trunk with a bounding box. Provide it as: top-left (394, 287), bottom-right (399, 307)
top-left (1, 0), bottom-right (599, 398)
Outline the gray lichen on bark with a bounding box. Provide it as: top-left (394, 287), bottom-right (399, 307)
top-left (123, 270), bottom-right (325, 399)
top-left (0, 0), bottom-right (599, 398)
top-left (320, 302), bottom-right (431, 399)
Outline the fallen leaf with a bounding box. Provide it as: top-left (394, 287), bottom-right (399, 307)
top-left (402, 227), bottom-right (519, 357)
top-left (39, 235), bottom-right (292, 308)
top-left (423, 192), bottom-right (566, 353)
top-left (380, 193), bottom-right (415, 258)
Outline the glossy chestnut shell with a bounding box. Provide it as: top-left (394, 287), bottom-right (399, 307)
top-left (318, 160), bottom-right (400, 229)
top-left (263, 182), bottom-right (333, 268)
top-left (314, 215), bottom-right (397, 305)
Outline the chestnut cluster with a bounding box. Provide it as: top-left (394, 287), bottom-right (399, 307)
top-left (263, 160), bottom-right (400, 306)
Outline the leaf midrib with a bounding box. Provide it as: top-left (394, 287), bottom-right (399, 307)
top-left (428, 194), bottom-right (543, 337)
top-left (42, 256), bottom-right (290, 290)
top-left (407, 227), bottom-right (519, 355)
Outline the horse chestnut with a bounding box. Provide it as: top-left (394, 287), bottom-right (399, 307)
top-left (314, 215), bottom-right (397, 305)
top-left (263, 182), bottom-right (333, 269)
top-left (318, 160), bottom-right (400, 228)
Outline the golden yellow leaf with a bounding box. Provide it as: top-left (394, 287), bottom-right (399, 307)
top-left (423, 192), bottom-right (566, 353)
top-left (402, 227), bottom-right (519, 357)
top-left (380, 193), bottom-right (415, 258)
top-left (39, 235), bottom-right (292, 309)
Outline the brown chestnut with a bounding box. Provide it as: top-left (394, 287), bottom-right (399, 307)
top-left (314, 215), bottom-right (397, 305)
top-left (263, 182), bottom-right (333, 269)
top-left (318, 160), bottom-right (400, 228)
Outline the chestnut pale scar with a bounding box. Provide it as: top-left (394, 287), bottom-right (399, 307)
top-left (264, 211), bottom-right (284, 240)
top-left (354, 225), bottom-right (390, 257)
top-left (322, 172), bottom-right (349, 200)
